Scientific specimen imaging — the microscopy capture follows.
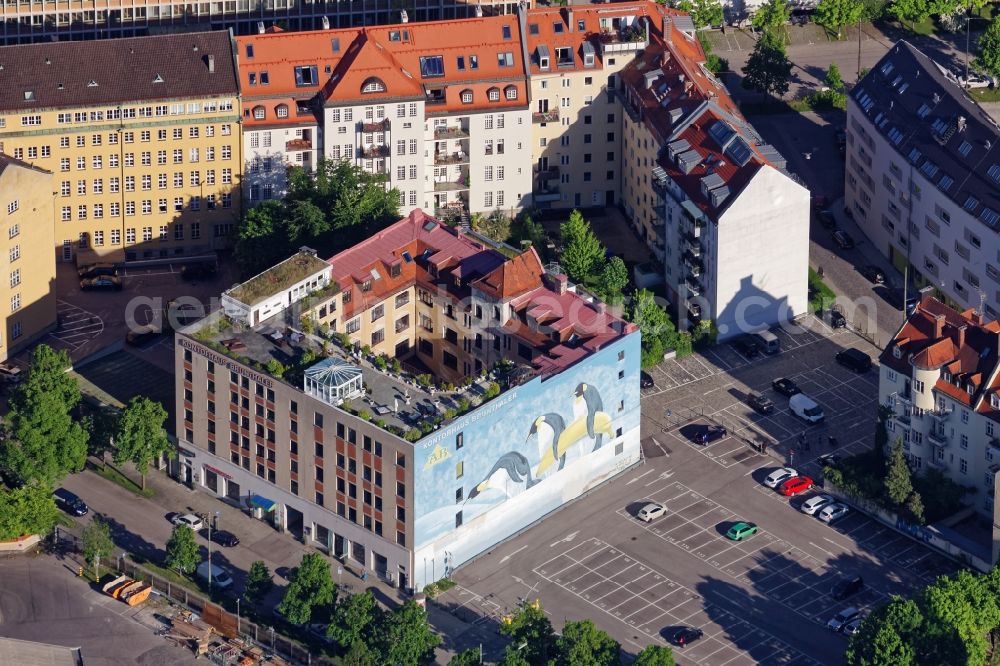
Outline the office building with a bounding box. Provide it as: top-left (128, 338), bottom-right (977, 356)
top-left (175, 208), bottom-right (640, 590)
top-left (0, 154), bottom-right (56, 360)
top-left (845, 41), bottom-right (1000, 320)
top-left (0, 32), bottom-right (241, 264)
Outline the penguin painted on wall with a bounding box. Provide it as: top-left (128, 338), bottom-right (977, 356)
top-left (574, 383), bottom-right (606, 452)
top-left (467, 451), bottom-right (538, 501)
top-left (529, 413), bottom-right (567, 474)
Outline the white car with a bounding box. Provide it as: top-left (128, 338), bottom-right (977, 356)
top-left (172, 513), bottom-right (204, 531)
top-left (958, 72), bottom-right (993, 89)
top-left (0, 363), bottom-right (22, 383)
top-left (842, 614), bottom-right (865, 636)
top-left (764, 467), bottom-right (798, 489)
top-left (800, 494), bottom-right (835, 516)
top-left (827, 606), bottom-right (860, 631)
top-left (637, 502), bottom-right (667, 522)
top-left (818, 503), bottom-right (850, 523)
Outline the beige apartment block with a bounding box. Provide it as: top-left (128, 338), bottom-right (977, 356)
top-left (0, 32), bottom-right (241, 265)
top-left (0, 155), bottom-right (56, 361)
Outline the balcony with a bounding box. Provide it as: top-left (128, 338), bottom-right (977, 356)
top-left (434, 126), bottom-right (469, 140)
top-left (535, 187), bottom-right (561, 203)
top-left (360, 145), bottom-right (389, 159)
top-left (683, 251), bottom-right (703, 277)
top-left (596, 24), bottom-right (649, 55)
top-left (534, 164), bottom-right (560, 180)
top-left (359, 119), bottom-right (391, 133)
top-left (927, 429), bottom-right (949, 447)
top-left (651, 178), bottom-right (668, 197)
top-left (929, 454), bottom-right (947, 469)
top-left (684, 237), bottom-right (701, 257)
top-left (685, 277), bottom-right (701, 297)
top-left (285, 138), bottom-right (312, 152)
top-left (532, 110), bottom-right (560, 124)
top-left (434, 152), bottom-right (468, 165)
top-left (929, 407), bottom-right (953, 423)
top-left (434, 179), bottom-right (469, 192)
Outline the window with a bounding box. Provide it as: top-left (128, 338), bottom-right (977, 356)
top-left (419, 55), bottom-right (445, 78)
top-left (497, 52), bottom-right (514, 67)
top-left (294, 65), bottom-right (318, 86)
top-left (505, 85), bottom-right (518, 100)
top-left (461, 90), bottom-right (473, 104)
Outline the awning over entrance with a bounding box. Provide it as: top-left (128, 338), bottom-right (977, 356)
top-left (249, 495), bottom-right (277, 512)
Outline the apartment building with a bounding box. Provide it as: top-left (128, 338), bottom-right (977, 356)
top-left (525, 3), bottom-right (656, 210)
top-left (881, 291), bottom-right (1000, 529)
top-left (617, 14), bottom-right (809, 338)
top-left (0, 155), bottom-right (56, 360)
top-left (0, 33), bottom-right (241, 264)
top-left (176, 208), bottom-right (640, 590)
top-left (845, 41), bottom-right (1000, 320)
top-left (0, 0), bottom-right (520, 46)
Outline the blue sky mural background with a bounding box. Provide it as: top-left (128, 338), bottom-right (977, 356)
top-left (413, 333), bottom-right (641, 549)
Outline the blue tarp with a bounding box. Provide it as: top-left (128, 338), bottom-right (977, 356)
top-left (249, 495), bottom-right (276, 512)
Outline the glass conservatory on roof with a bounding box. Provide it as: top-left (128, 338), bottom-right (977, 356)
top-left (303, 357), bottom-right (364, 405)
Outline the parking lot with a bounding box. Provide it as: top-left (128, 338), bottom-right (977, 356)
top-left (446, 321), bottom-right (962, 664)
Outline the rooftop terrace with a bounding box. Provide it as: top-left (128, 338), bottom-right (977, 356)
top-left (224, 250), bottom-right (331, 307)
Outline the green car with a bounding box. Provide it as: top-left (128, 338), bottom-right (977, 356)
top-left (726, 521), bottom-right (759, 541)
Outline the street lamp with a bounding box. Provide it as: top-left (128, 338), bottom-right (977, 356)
top-left (235, 598), bottom-right (240, 634)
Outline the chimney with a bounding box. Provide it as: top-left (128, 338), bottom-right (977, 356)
top-left (958, 115), bottom-right (967, 133)
top-left (567, 9), bottom-right (574, 31)
top-left (956, 324), bottom-right (966, 349)
top-left (934, 314), bottom-right (945, 340)
top-left (555, 273), bottom-right (568, 294)
top-left (662, 16), bottom-right (672, 43)
top-left (321, 15), bottom-right (329, 29)
top-left (400, 9), bottom-right (409, 23)
top-left (206, 54), bottom-right (215, 73)
top-left (257, 21), bottom-right (265, 34)
top-left (661, 52), bottom-right (671, 69)
top-left (474, 4), bottom-right (482, 17)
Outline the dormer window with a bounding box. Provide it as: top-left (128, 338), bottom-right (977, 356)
top-left (968, 383), bottom-right (975, 395)
top-left (488, 87), bottom-right (500, 101)
top-left (361, 77), bottom-right (386, 94)
top-left (943, 371), bottom-right (952, 382)
top-left (276, 104), bottom-right (289, 118)
top-left (361, 280), bottom-right (372, 292)
top-left (992, 393), bottom-right (1000, 409)
top-left (252, 105), bottom-right (265, 120)
top-left (504, 85), bottom-right (518, 100)
top-left (893, 346), bottom-right (902, 359)
top-left (460, 89), bottom-right (473, 104)
top-left (540, 56), bottom-right (550, 69)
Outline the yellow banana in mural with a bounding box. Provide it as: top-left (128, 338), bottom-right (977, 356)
top-left (532, 411), bottom-right (614, 477)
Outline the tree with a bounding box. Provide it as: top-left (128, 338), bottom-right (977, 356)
top-left (884, 439), bottom-right (914, 506)
top-left (825, 63), bottom-right (845, 90)
top-left (510, 214), bottom-right (546, 255)
top-left (336, 640), bottom-right (378, 666)
top-left (629, 289), bottom-right (678, 368)
top-left (327, 590), bottom-right (379, 649)
top-left (599, 256), bottom-right (629, 302)
top-left (278, 552), bottom-right (336, 625)
top-left (449, 648), bottom-right (483, 666)
top-left (875, 404), bottom-right (894, 455)
top-left (633, 645), bottom-right (675, 666)
top-left (751, 0), bottom-right (790, 33)
top-left (975, 17), bottom-right (1000, 80)
top-left (112, 396), bottom-right (173, 491)
top-left (677, 0), bottom-right (723, 28)
top-left (0, 482), bottom-right (60, 541)
top-left (376, 599), bottom-right (442, 665)
top-left (741, 30), bottom-right (793, 98)
top-left (165, 525), bottom-right (200, 574)
top-left (560, 210), bottom-right (606, 282)
top-left (82, 516), bottom-right (114, 580)
top-left (919, 570), bottom-right (1000, 666)
top-left (846, 596), bottom-right (921, 666)
top-left (814, 0), bottom-right (864, 38)
top-left (905, 492), bottom-right (925, 525)
top-left (555, 620), bottom-right (621, 666)
top-left (0, 345), bottom-right (88, 485)
top-left (87, 406), bottom-right (118, 468)
top-left (243, 560), bottom-right (274, 607)
top-left (234, 200), bottom-right (288, 277)
top-left (889, 0), bottom-right (955, 25)
top-left (473, 211), bottom-right (513, 243)
top-left (499, 602), bottom-right (557, 665)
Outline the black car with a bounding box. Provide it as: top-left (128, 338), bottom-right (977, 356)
top-left (640, 371), bottom-right (655, 389)
top-left (832, 575), bottom-right (864, 601)
top-left (818, 453), bottom-right (841, 468)
top-left (816, 209), bottom-right (836, 229)
top-left (733, 336), bottom-right (760, 358)
top-left (78, 263), bottom-right (119, 280)
top-left (693, 425), bottom-right (727, 445)
top-left (80, 275), bottom-right (122, 291)
top-left (53, 487), bottom-right (88, 516)
top-left (747, 393), bottom-right (775, 415)
top-left (833, 230), bottom-right (856, 250)
top-left (836, 348), bottom-right (872, 373)
top-left (772, 377), bottom-right (800, 397)
top-left (826, 308), bottom-right (847, 329)
top-left (859, 265), bottom-right (886, 284)
top-left (181, 263), bottom-right (218, 281)
top-left (125, 324), bottom-right (161, 347)
top-left (668, 627), bottom-right (704, 647)
top-left (210, 530), bottom-right (240, 547)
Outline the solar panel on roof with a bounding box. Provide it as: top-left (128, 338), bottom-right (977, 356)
top-left (724, 136), bottom-right (754, 167)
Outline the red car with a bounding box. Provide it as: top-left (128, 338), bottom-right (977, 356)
top-left (779, 476), bottom-right (814, 496)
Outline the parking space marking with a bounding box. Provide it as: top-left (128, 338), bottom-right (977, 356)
top-left (48, 300), bottom-right (104, 352)
top-left (534, 537), bottom-right (822, 666)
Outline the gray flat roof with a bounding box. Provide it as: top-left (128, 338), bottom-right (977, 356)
top-left (0, 637), bottom-right (82, 666)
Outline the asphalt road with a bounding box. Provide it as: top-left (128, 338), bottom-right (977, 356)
top-left (0, 556), bottom-right (197, 666)
top-left (446, 323), bottom-right (960, 664)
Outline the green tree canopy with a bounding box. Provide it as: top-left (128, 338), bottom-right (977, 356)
top-left (376, 599), bottom-right (442, 665)
top-left (337, 640), bottom-right (378, 666)
top-left (884, 439), bottom-right (914, 506)
top-left (0, 482), bottom-right (59, 540)
top-left (278, 552), bottom-right (336, 625)
top-left (448, 648), bottom-right (483, 666)
top-left (327, 590), bottom-right (380, 649)
top-left (814, 0), bottom-right (864, 38)
top-left (560, 210), bottom-right (606, 282)
top-left (633, 645), bottom-right (676, 666)
top-left (742, 30), bottom-right (793, 98)
top-left (82, 516), bottom-right (115, 579)
top-left (235, 159), bottom-right (400, 277)
top-left (472, 211), bottom-right (513, 243)
top-left (555, 619), bottom-right (621, 666)
top-left (243, 560), bottom-right (274, 607)
top-left (0, 344), bottom-right (87, 485)
top-left (500, 602), bottom-right (557, 665)
top-left (889, 0), bottom-right (962, 25)
top-left (825, 63), bottom-right (845, 90)
top-left (112, 396), bottom-right (173, 491)
top-left (919, 570), bottom-right (1000, 666)
top-left (599, 256), bottom-right (630, 302)
top-left (975, 17), bottom-right (1000, 80)
top-left (846, 596), bottom-right (921, 666)
top-left (628, 289), bottom-right (678, 368)
top-left (752, 0), bottom-right (790, 33)
top-left (165, 525), bottom-right (200, 574)
top-left (677, 0), bottom-right (724, 27)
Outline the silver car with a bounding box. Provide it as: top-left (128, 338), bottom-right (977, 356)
top-left (800, 494), bottom-right (835, 516)
top-left (764, 467), bottom-right (797, 489)
top-left (842, 614), bottom-right (865, 636)
top-left (827, 607), bottom-right (860, 631)
top-left (819, 503), bottom-right (850, 523)
top-left (172, 513), bottom-right (204, 531)
top-left (638, 502), bottom-right (667, 522)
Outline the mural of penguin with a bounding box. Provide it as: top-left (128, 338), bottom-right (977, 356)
top-left (529, 413), bottom-right (566, 475)
top-left (468, 451), bottom-right (538, 500)
top-left (574, 383), bottom-right (606, 452)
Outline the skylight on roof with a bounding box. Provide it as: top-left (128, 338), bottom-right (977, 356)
top-left (898, 83), bottom-right (909, 94)
top-left (982, 208), bottom-right (1000, 228)
top-left (370, 268), bottom-right (381, 280)
top-left (919, 160), bottom-right (939, 179)
top-left (419, 55), bottom-right (445, 78)
top-left (887, 127), bottom-right (904, 145)
top-left (422, 220), bottom-right (437, 232)
top-left (990, 164), bottom-right (1000, 183)
top-left (707, 121), bottom-right (736, 150)
top-left (401, 251), bottom-right (413, 263)
top-left (917, 103), bottom-right (931, 118)
top-left (958, 141), bottom-right (972, 156)
top-left (908, 147), bottom-right (923, 163)
top-left (880, 61), bottom-right (894, 76)
top-left (938, 174), bottom-right (954, 191)
top-left (964, 195), bottom-right (980, 212)
top-left (725, 136), bottom-right (754, 167)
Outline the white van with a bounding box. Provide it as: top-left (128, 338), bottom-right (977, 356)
top-left (754, 330), bottom-right (780, 355)
top-left (789, 393), bottom-right (825, 423)
top-left (196, 561), bottom-right (233, 588)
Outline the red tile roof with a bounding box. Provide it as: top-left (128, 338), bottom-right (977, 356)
top-left (473, 247), bottom-right (545, 300)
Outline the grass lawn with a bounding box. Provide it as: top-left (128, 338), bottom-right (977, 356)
top-left (89, 462), bottom-right (155, 498)
top-left (129, 554), bottom-right (202, 594)
top-left (905, 16), bottom-right (936, 36)
top-left (968, 88), bottom-right (1000, 103)
top-left (808, 267), bottom-right (837, 312)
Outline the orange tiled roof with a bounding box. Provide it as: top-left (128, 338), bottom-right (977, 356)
top-left (473, 247), bottom-right (545, 300)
